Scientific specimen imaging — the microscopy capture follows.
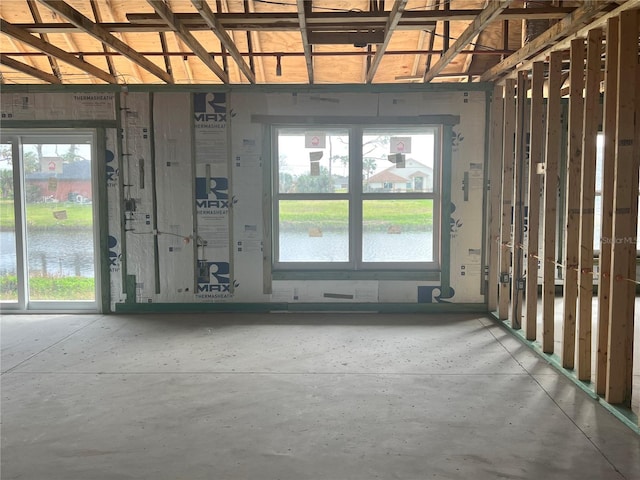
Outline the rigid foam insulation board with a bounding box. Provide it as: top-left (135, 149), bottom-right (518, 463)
top-left (105, 128), bottom-right (126, 308)
top-left (1, 92), bottom-right (116, 121)
top-left (265, 92), bottom-right (380, 116)
top-left (153, 92), bottom-right (196, 302)
top-left (193, 92), bottom-right (234, 302)
top-left (228, 93), bottom-right (269, 302)
top-left (446, 90), bottom-right (487, 303)
top-left (120, 92), bottom-right (157, 300)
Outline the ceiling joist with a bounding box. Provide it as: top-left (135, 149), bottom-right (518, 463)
top-left (26, 1), bottom-right (62, 81)
top-left (0, 18), bottom-right (117, 84)
top-left (366, 0), bottom-right (409, 83)
top-left (479, 0), bottom-right (612, 82)
top-left (296, 0), bottom-right (313, 84)
top-left (36, 0), bottom-right (173, 84)
top-left (0, 53), bottom-right (62, 84)
top-left (146, 0), bottom-right (229, 84)
top-left (512, 0), bottom-right (640, 79)
top-left (424, 0), bottom-right (513, 82)
top-left (191, 0), bottom-right (255, 83)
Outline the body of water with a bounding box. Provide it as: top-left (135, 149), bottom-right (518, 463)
top-left (0, 230), bottom-right (95, 277)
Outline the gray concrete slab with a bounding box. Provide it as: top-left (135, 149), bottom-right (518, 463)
top-left (9, 314), bottom-right (526, 375)
top-left (2, 313), bottom-right (639, 480)
top-left (1, 314), bottom-right (102, 372)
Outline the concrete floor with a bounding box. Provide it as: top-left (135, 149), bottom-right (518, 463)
top-left (1, 312), bottom-right (639, 480)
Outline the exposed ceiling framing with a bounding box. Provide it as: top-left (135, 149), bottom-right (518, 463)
top-left (0, 0), bottom-right (635, 85)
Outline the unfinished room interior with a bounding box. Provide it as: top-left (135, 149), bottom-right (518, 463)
top-left (1, 0), bottom-right (640, 478)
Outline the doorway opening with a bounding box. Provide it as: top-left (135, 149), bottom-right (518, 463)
top-left (0, 130), bottom-right (100, 311)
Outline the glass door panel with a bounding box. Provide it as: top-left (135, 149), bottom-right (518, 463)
top-left (22, 139), bottom-right (95, 303)
top-left (0, 141), bottom-right (18, 303)
top-left (0, 131), bottom-right (98, 311)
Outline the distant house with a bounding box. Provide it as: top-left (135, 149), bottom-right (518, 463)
top-left (365, 158), bottom-right (433, 192)
top-left (26, 159), bottom-right (92, 203)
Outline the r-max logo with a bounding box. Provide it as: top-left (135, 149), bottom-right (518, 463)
top-left (198, 284), bottom-right (231, 293)
top-left (195, 177), bottom-right (228, 200)
top-left (108, 235), bottom-right (121, 266)
top-left (196, 200), bottom-right (228, 209)
top-left (105, 149), bottom-right (118, 182)
top-left (194, 92), bottom-right (226, 121)
top-left (197, 261), bottom-right (234, 292)
top-left (194, 113), bottom-right (226, 122)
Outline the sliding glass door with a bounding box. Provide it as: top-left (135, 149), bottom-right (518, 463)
top-left (0, 131), bottom-right (100, 311)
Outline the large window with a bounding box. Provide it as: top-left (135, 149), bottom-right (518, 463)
top-left (273, 126), bottom-right (440, 271)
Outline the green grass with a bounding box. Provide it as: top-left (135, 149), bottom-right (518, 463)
top-left (279, 199), bottom-right (433, 231)
top-left (0, 274), bottom-right (95, 301)
top-left (0, 200), bottom-right (93, 230)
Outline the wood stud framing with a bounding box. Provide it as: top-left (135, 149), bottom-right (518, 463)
top-left (562, 38), bottom-right (585, 370)
top-left (510, 71), bottom-right (527, 330)
top-left (606, 9), bottom-right (638, 406)
top-left (487, 83), bottom-right (504, 313)
top-left (596, 16), bottom-right (619, 396)
top-left (576, 28), bottom-right (602, 381)
top-left (525, 61), bottom-right (544, 341)
top-left (541, 51), bottom-right (562, 354)
top-left (491, 8), bottom-right (638, 412)
top-left (498, 79), bottom-right (516, 321)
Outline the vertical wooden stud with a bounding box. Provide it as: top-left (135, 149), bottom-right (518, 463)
top-left (562, 38), bottom-right (585, 369)
top-left (499, 79), bottom-right (517, 320)
top-left (596, 16), bottom-right (619, 396)
top-left (576, 28), bottom-right (603, 381)
top-left (511, 71), bottom-right (528, 329)
top-left (542, 51), bottom-right (563, 354)
top-left (606, 9), bottom-right (638, 405)
top-left (488, 84), bottom-right (504, 313)
top-left (525, 62), bottom-right (545, 341)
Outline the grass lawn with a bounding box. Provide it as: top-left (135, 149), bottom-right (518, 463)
top-left (279, 199), bottom-right (433, 231)
top-left (0, 200), bottom-right (93, 230)
top-left (0, 274), bottom-right (95, 301)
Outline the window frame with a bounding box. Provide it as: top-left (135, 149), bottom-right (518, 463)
top-left (271, 123), bottom-right (442, 273)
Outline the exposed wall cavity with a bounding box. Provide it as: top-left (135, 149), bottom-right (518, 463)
top-left (1, 88), bottom-right (488, 309)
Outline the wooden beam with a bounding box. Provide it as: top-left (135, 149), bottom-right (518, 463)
top-left (0, 19), bottom-right (117, 84)
top-left (89, 1), bottom-right (118, 80)
top-left (480, 1), bottom-right (607, 82)
top-left (576, 28), bottom-right (602, 381)
top-left (297, 0), bottom-right (314, 83)
top-left (606, 9), bottom-right (638, 406)
top-left (510, 71), bottom-right (528, 330)
top-left (541, 51), bottom-right (562, 354)
top-left (562, 38), bottom-right (585, 370)
top-left (595, 16), bottom-right (618, 397)
top-left (525, 61), bottom-right (545, 341)
top-left (498, 78), bottom-right (516, 321)
top-left (158, 32), bottom-right (174, 82)
top-left (26, 0), bottom-right (62, 80)
top-left (500, 0), bottom-right (640, 81)
top-left (37, 0), bottom-right (173, 84)
top-left (147, 0), bottom-right (228, 83)
top-left (487, 83), bottom-right (504, 313)
top-left (192, 0), bottom-right (255, 83)
top-left (0, 53), bottom-right (62, 84)
top-left (366, 0), bottom-right (408, 83)
top-left (424, 0), bottom-right (512, 82)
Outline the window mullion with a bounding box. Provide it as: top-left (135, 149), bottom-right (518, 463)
top-left (351, 127), bottom-right (362, 269)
